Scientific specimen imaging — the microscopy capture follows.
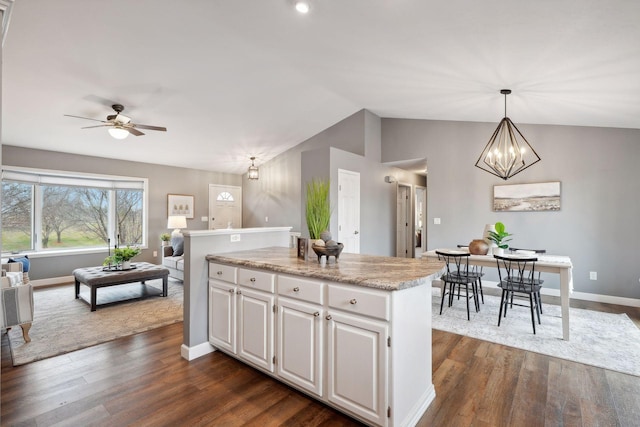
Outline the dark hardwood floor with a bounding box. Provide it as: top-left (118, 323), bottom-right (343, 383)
top-left (2, 299), bottom-right (639, 426)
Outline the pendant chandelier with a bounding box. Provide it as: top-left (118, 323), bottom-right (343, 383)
top-left (247, 157), bottom-right (259, 180)
top-left (475, 89), bottom-right (541, 180)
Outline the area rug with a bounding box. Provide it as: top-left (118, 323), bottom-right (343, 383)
top-left (6, 279), bottom-right (183, 366)
top-left (432, 288), bottom-right (640, 377)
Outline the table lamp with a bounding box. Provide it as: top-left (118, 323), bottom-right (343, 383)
top-left (167, 215), bottom-right (187, 236)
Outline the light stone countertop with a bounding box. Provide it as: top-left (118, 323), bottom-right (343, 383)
top-left (206, 247), bottom-right (445, 291)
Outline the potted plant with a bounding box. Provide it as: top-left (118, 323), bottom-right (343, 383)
top-left (486, 222), bottom-right (512, 256)
top-left (160, 233), bottom-right (171, 246)
top-left (305, 178), bottom-right (331, 254)
top-left (104, 246), bottom-right (141, 269)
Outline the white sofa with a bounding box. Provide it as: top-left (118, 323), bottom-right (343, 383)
top-left (1, 261), bottom-right (34, 342)
top-left (162, 245), bottom-right (184, 281)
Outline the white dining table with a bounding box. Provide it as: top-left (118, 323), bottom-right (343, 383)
top-left (423, 249), bottom-right (574, 340)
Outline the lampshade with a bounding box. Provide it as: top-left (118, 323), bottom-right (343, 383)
top-left (475, 89), bottom-right (541, 180)
top-left (248, 156), bottom-right (259, 180)
top-left (295, 1), bottom-right (310, 13)
top-left (167, 215), bottom-right (187, 230)
top-left (108, 126), bottom-right (129, 140)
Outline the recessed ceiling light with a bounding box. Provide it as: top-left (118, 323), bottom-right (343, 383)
top-left (295, 1), bottom-right (310, 14)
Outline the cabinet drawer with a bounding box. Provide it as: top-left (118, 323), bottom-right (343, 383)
top-left (328, 284), bottom-right (390, 320)
top-left (209, 263), bottom-right (237, 283)
top-left (278, 275), bottom-right (324, 305)
top-left (238, 268), bottom-right (275, 293)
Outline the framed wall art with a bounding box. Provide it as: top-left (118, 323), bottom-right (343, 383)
top-left (493, 182), bottom-right (561, 212)
top-left (167, 194), bottom-right (195, 218)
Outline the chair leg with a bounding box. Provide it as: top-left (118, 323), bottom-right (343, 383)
top-left (529, 294), bottom-right (536, 334)
top-left (464, 284), bottom-right (470, 321)
top-left (498, 289), bottom-right (507, 327)
top-left (537, 291), bottom-right (543, 314)
top-left (478, 277), bottom-right (484, 304)
top-left (534, 293), bottom-right (542, 324)
top-left (439, 281), bottom-right (447, 315)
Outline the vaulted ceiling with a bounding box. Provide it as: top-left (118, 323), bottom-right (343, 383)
top-left (3, 0), bottom-right (639, 174)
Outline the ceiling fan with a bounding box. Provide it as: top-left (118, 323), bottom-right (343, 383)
top-left (64, 104), bottom-right (167, 139)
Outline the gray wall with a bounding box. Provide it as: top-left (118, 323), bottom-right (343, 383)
top-left (382, 118), bottom-right (640, 299)
top-left (2, 145), bottom-right (241, 280)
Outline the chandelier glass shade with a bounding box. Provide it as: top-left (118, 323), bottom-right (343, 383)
top-left (475, 90), bottom-right (541, 180)
top-left (248, 157), bottom-right (259, 180)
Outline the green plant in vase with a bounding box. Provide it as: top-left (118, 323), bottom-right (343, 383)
top-left (104, 246), bottom-right (141, 267)
top-left (487, 222), bottom-right (512, 254)
top-left (305, 178), bottom-right (331, 240)
top-left (160, 233), bottom-right (171, 245)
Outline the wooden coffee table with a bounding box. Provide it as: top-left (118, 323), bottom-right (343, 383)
top-left (73, 262), bottom-right (170, 311)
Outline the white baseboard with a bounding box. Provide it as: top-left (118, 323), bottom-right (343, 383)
top-left (432, 279), bottom-right (640, 308)
top-left (181, 342), bottom-right (215, 361)
top-left (31, 275), bottom-right (74, 287)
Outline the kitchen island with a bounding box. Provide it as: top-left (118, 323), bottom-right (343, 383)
top-left (206, 247), bottom-right (444, 427)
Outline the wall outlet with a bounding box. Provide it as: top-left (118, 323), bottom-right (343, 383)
top-left (589, 271), bottom-right (597, 280)
top-left (230, 234), bottom-right (241, 242)
top-left (201, 216), bottom-right (208, 222)
top-left (153, 250), bottom-right (157, 257)
top-left (265, 216), bottom-right (269, 223)
top-left (434, 218), bottom-right (441, 225)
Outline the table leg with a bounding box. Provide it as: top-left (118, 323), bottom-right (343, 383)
top-left (162, 275), bottom-right (168, 297)
top-left (91, 286), bottom-right (97, 312)
top-left (75, 279), bottom-right (80, 299)
top-left (560, 269), bottom-right (571, 340)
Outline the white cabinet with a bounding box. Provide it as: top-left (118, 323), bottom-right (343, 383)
top-left (208, 263), bottom-right (275, 373)
top-left (277, 296), bottom-right (323, 396)
top-left (237, 287), bottom-right (275, 372)
top-left (326, 296), bottom-right (389, 426)
top-left (208, 279), bottom-right (236, 353)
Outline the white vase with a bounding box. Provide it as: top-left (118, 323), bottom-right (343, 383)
top-left (121, 260), bottom-right (131, 270)
top-left (493, 247), bottom-right (504, 256)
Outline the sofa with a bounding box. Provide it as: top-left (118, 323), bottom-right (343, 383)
top-left (1, 260), bottom-right (34, 342)
top-left (162, 243), bottom-right (184, 281)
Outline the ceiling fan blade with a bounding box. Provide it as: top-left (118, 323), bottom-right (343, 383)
top-left (81, 124), bottom-right (112, 129)
top-left (64, 114), bottom-right (108, 123)
top-left (127, 127), bottom-right (145, 136)
top-left (132, 124), bottom-right (167, 132)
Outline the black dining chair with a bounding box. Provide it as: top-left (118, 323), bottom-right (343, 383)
top-left (494, 254), bottom-right (543, 334)
top-left (457, 244), bottom-right (485, 304)
top-left (507, 247), bottom-right (546, 313)
top-left (436, 250), bottom-right (480, 320)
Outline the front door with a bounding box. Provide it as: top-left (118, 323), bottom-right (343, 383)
top-left (209, 184), bottom-right (242, 229)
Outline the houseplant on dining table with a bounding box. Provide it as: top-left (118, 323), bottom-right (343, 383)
top-left (486, 222), bottom-right (512, 255)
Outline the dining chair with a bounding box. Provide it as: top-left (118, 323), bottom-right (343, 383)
top-left (494, 254), bottom-right (543, 334)
top-left (436, 250), bottom-right (480, 320)
top-left (507, 247), bottom-right (545, 313)
top-left (457, 244), bottom-right (485, 303)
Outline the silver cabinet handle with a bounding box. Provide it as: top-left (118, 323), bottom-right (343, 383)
top-left (325, 315), bottom-right (332, 320)
top-left (349, 299), bottom-right (357, 305)
top-left (293, 287), bottom-right (300, 292)
top-left (314, 312), bottom-right (320, 317)
top-left (217, 271), bottom-right (223, 275)
top-left (236, 290), bottom-right (242, 295)
top-left (228, 288), bottom-right (234, 293)
top-left (250, 277), bottom-right (256, 282)
top-left (354, 230), bottom-right (359, 234)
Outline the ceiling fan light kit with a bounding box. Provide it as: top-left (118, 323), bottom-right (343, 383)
top-left (64, 104), bottom-right (167, 139)
top-left (475, 89), bottom-right (541, 180)
top-left (295, 1), bottom-right (310, 14)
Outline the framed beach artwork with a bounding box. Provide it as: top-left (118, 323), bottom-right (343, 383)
top-left (167, 194), bottom-right (195, 218)
top-left (493, 182), bottom-right (561, 212)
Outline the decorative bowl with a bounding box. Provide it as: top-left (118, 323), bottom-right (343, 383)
top-left (312, 242), bottom-right (344, 262)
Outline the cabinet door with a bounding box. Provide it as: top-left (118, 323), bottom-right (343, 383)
top-left (208, 280), bottom-right (237, 354)
top-left (327, 311), bottom-right (388, 426)
top-left (237, 287), bottom-right (275, 372)
top-left (277, 297), bottom-right (323, 397)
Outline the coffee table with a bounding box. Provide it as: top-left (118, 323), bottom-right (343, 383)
top-left (73, 262), bottom-right (170, 311)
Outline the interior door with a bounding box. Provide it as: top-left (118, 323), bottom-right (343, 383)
top-left (396, 184), bottom-right (412, 257)
top-left (338, 169), bottom-right (360, 254)
top-left (208, 184), bottom-right (242, 229)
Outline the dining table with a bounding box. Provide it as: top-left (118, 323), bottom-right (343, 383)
top-left (423, 249), bottom-right (574, 340)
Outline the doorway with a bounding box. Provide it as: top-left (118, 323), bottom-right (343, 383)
top-left (208, 184), bottom-right (242, 229)
top-left (396, 184), bottom-right (412, 258)
top-left (415, 186), bottom-right (426, 257)
top-left (337, 169), bottom-right (360, 254)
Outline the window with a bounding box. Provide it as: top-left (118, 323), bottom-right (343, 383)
top-left (216, 191), bottom-right (234, 202)
top-left (1, 167), bottom-right (147, 255)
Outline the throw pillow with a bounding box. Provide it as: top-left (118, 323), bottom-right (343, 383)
top-left (9, 255), bottom-right (30, 273)
top-left (171, 235), bottom-right (184, 257)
